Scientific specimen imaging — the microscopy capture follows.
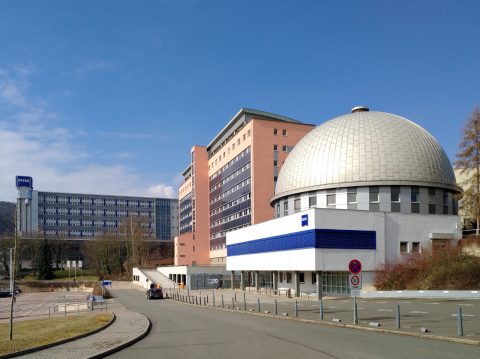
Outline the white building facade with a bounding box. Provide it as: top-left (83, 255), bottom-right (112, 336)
top-left (226, 107), bottom-right (462, 296)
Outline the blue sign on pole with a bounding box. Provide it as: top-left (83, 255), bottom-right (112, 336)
top-left (301, 214), bottom-right (308, 227)
top-left (102, 280), bottom-right (112, 286)
top-left (16, 176), bottom-right (33, 189)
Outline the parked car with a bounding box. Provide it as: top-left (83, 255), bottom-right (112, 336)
top-left (146, 284), bottom-right (163, 300)
top-left (0, 287), bottom-right (21, 297)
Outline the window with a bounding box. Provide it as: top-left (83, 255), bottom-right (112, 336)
top-left (309, 194), bottom-right (317, 208)
top-left (391, 186), bottom-right (400, 202)
top-left (294, 198), bottom-right (301, 211)
top-left (283, 201), bottom-right (289, 215)
top-left (286, 272), bottom-right (292, 283)
top-left (273, 144), bottom-right (278, 151)
top-left (274, 160), bottom-right (278, 167)
top-left (428, 188), bottom-right (436, 214)
top-left (279, 272), bottom-right (284, 282)
top-left (443, 191), bottom-right (449, 214)
top-left (276, 203), bottom-right (280, 217)
top-left (327, 194), bottom-right (336, 206)
top-left (299, 272), bottom-right (305, 283)
top-left (282, 129), bottom-right (287, 136)
top-left (400, 242), bottom-right (408, 253)
top-left (369, 186), bottom-right (379, 202)
top-left (347, 187), bottom-right (357, 204)
top-left (411, 186), bottom-right (420, 213)
top-left (274, 128), bottom-right (278, 135)
top-left (411, 186), bottom-right (420, 202)
top-left (282, 145), bottom-right (287, 152)
top-left (412, 242), bottom-right (421, 253)
top-left (311, 273), bottom-right (317, 284)
top-left (247, 130), bottom-right (251, 137)
top-left (369, 186), bottom-right (379, 211)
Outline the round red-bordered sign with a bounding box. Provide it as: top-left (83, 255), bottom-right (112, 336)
top-left (349, 259), bottom-right (362, 274)
top-left (350, 275), bottom-right (360, 286)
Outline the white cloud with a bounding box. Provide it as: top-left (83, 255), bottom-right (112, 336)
top-left (146, 184), bottom-right (177, 198)
top-left (0, 68), bottom-right (178, 201)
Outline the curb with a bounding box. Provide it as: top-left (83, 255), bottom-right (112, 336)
top-left (1, 312), bottom-right (116, 359)
top-left (89, 313), bottom-right (151, 359)
top-left (170, 298), bottom-right (480, 346)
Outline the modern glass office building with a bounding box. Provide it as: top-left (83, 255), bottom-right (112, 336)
top-left (15, 176), bottom-right (178, 241)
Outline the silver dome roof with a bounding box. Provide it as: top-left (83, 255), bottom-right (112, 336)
top-left (272, 110), bottom-right (459, 203)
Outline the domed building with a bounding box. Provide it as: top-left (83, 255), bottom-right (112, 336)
top-left (227, 108), bottom-right (462, 296)
top-left (272, 106), bottom-right (459, 217)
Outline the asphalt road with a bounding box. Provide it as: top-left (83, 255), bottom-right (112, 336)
top-left (107, 288), bottom-right (479, 359)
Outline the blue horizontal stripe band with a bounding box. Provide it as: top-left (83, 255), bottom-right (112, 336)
top-left (227, 229), bottom-right (376, 256)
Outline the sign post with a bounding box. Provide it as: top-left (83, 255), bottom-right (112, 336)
top-left (348, 259), bottom-right (362, 295)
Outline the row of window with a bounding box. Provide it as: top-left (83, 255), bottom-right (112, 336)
top-left (42, 221), bottom-right (153, 228)
top-left (209, 162), bottom-right (251, 193)
top-left (210, 222), bottom-right (251, 240)
top-left (210, 132), bottom-right (252, 170)
top-left (210, 208), bottom-right (251, 228)
top-left (276, 186), bottom-right (456, 217)
top-left (273, 144), bottom-right (293, 152)
top-left (210, 147), bottom-right (251, 181)
top-left (209, 178), bottom-right (251, 205)
top-left (400, 241), bottom-right (421, 254)
top-left (40, 208), bottom-right (153, 217)
top-left (40, 196), bottom-right (155, 208)
top-left (211, 243), bottom-right (226, 251)
top-left (273, 128), bottom-right (288, 136)
top-left (210, 193), bottom-right (251, 217)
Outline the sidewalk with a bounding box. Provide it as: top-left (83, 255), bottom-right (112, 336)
top-left (15, 303), bottom-right (150, 359)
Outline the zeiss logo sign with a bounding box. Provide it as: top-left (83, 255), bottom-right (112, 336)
top-left (301, 214), bottom-right (308, 227)
top-left (16, 176), bottom-right (33, 188)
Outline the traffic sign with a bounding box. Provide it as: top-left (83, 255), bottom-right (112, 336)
top-left (348, 259), bottom-right (362, 274)
top-left (349, 274), bottom-right (362, 289)
top-left (102, 280), bottom-right (112, 286)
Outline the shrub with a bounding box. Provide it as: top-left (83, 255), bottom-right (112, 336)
top-left (374, 246), bottom-right (480, 290)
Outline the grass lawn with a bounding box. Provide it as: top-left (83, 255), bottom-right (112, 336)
top-left (0, 313), bottom-right (112, 356)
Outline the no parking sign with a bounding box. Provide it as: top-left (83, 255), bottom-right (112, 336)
top-left (349, 274), bottom-right (362, 289)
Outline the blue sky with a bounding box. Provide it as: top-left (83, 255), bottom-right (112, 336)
top-left (0, 1), bottom-right (479, 201)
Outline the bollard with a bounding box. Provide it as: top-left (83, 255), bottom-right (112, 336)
top-left (213, 291), bottom-right (216, 307)
top-left (243, 293), bottom-right (247, 311)
top-left (353, 297), bottom-right (358, 325)
top-left (204, 297), bottom-right (206, 306)
top-left (320, 301), bottom-right (324, 320)
top-left (294, 300), bottom-right (298, 317)
top-left (457, 307), bottom-right (464, 336)
top-left (77, 303), bottom-right (80, 316)
top-left (221, 294), bottom-right (224, 307)
top-left (65, 305), bottom-right (67, 317)
top-left (232, 297), bottom-right (235, 309)
top-left (49, 306), bottom-right (51, 318)
top-left (396, 304), bottom-right (401, 329)
top-left (257, 298), bottom-right (261, 312)
top-left (274, 299), bottom-right (278, 315)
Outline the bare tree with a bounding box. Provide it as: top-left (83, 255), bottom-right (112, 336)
top-left (456, 107), bottom-right (480, 236)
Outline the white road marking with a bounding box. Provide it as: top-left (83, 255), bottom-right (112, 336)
top-left (451, 314), bottom-right (475, 317)
top-left (410, 311), bottom-right (429, 314)
top-left (376, 301), bottom-right (387, 304)
top-left (425, 302), bottom-right (439, 305)
top-left (458, 303), bottom-right (474, 307)
top-left (377, 309), bottom-right (393, 312)
top-left (400, 301), bottom-right (412, 304)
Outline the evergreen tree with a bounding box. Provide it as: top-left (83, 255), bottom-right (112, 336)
top-left (456, 107), bottom-right (480, 235)
top-left (37, 238), bottom-right (54, 280)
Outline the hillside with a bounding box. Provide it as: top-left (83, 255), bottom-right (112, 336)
top-left (0, 202), bottom-right (15, 236)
